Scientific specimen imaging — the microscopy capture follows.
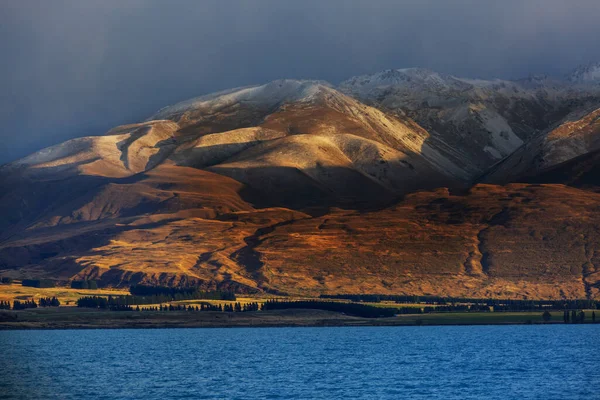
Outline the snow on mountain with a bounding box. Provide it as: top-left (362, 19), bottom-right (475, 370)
top-left (151, 79), bottom-right (332, 122)
top-left (338, 67), bottom-right (600, 181)
top-left (5, 64), bottom-right (600, 296)
top-left (339, 68), bottom-right (471, 94)
top-left (4, 120), bottom-right (179, 178)
top-left (5, 63), bottom-right (600, 202)
top-left (568, 63), bottom-right (600, 83)
top-left (481, 107), bottom-right (600, 184)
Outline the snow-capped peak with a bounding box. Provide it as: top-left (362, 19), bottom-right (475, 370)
top-left (567, 63), bottom-right (600, 83)
top-left (340, 68), bottom-right (456, 90)
top-left (150, 79), bottom-right (332, 120)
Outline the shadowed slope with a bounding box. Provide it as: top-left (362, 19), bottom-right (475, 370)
top-left (483, 107), bottom-right (600, 184)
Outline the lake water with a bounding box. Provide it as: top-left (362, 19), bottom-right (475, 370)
top-left (1, 325), bottom-right (599, 399)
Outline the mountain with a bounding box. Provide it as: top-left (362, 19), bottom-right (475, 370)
top-left (340, 68), bottom-right (600, 180)
top-left (2, 66), bottom-right (600, 299)
top-left (482, 106), bottom-right (600, 184)
top-left (568, 62), bottom-right (600, 83)
top-left (530, 149), bottom-right (600, 188)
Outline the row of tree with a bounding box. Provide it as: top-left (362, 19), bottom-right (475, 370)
top-left (129, 285), bottom-right (236, 301)
top-left (76, 297), bottom-right (134, 311)
top-left (38, 297), bottom-right (61, 307)
top-left (223, 302), bottom-right (260, 312)
top-left (12, 300), bottom-right (39, 310)
top-left (138, 303), bottom-right (256, 312)
top-left (321, 294), bottom-right (600, 311)
top-left (562, 310), bottom-right (596, 323)
top-left (0, 277), bottom-right (13, 284)
top-left (0, 297), bottom-right (61, 310)
top-left (77, 294), bottom-right (200, 307)
top-left (262, 300), bottom-right (397, 318)
top-left (76, 296), bottom-right (263, 313)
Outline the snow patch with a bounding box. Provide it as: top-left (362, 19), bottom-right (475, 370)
top-left (478, 110), bottom-right (523, 155)
top-left (151, 80), bottom-right (331, 120)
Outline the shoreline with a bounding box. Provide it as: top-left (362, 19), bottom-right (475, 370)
top-left (1, 308), bottom-right (596, 330)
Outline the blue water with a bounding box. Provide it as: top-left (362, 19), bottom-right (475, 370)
top-left (1, 325), bottom-right (599, 399)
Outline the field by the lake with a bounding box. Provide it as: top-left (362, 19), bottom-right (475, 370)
top-left (1, 282), bottom-right (598, 329)
top-left (1, 304), bottom-right (596, 330)
top-left (0, 282), bottom-right (130, 305)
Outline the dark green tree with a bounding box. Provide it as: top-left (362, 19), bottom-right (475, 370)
top-left (542, 310), bottom-right (551, 322)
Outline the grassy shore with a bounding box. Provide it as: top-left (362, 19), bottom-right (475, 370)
top-left (1, 307), bottom-right (595, 330)
top-left (1, 284), bottom-right (597, 329)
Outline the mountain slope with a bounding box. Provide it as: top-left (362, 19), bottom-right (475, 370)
top-left (340, 68), bottom-right (599, 180)
top-left (156, 80), bottom-right (466, 207)
top-left (2, 182), bottom-right (600, 299)
top-left (482, 107), bottom-right (600, 184)
top-left (568, 62), bottom-right (600, 84)
top-left (2, 120), bottom-right (180, 179)
top-left (3, 67), bottom-right (600, 299)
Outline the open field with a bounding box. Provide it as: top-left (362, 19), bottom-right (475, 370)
top-left (1, 283), bottom-right (597, 329)
top-left (1, 307), bottom-right (597, 330)
top-left (0, 283), bottom-right (130, 305)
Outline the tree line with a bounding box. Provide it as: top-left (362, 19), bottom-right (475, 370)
top-left (141, 302), bottom-right (260, 312)
top-left (76, 296), bottom-right (134, 311)
top-left (129, 285), bottom-right (236, 301)
top-left (76, 296), bottom-right (260, 313)
top-left (0, 297), bottom-right (61, 310)
top-left (321, 294), bottom-right (600, 311)
top-left (12, 300), bottom-right (38, 310)
top-left (562, 310), bottom-right (596, 323)
top-left (38, 297), bottom-right (61, 307)
top-left (262, 300), bottom-right (397, 318)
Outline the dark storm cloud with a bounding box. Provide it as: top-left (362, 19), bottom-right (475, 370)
top-left (1, 0), bottom-right (600, 163)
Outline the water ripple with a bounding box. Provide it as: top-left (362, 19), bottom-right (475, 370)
top-left (0, 325), bottom-right (599, 399)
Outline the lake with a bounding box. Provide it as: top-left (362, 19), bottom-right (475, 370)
top-left (1, 325), bottom-right (599, 399)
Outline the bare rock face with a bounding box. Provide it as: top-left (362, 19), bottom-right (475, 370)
top-left (3, 68), bottom-right (600, 299)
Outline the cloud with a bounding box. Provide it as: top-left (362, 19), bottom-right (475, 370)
top-left (1, 0), bottom-right (599, 163)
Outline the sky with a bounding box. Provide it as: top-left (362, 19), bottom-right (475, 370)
top-left (1, 0), bottom-right (600, 164)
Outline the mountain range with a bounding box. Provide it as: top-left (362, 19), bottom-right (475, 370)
top-left (2, 63), bottom-right (600, 299)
